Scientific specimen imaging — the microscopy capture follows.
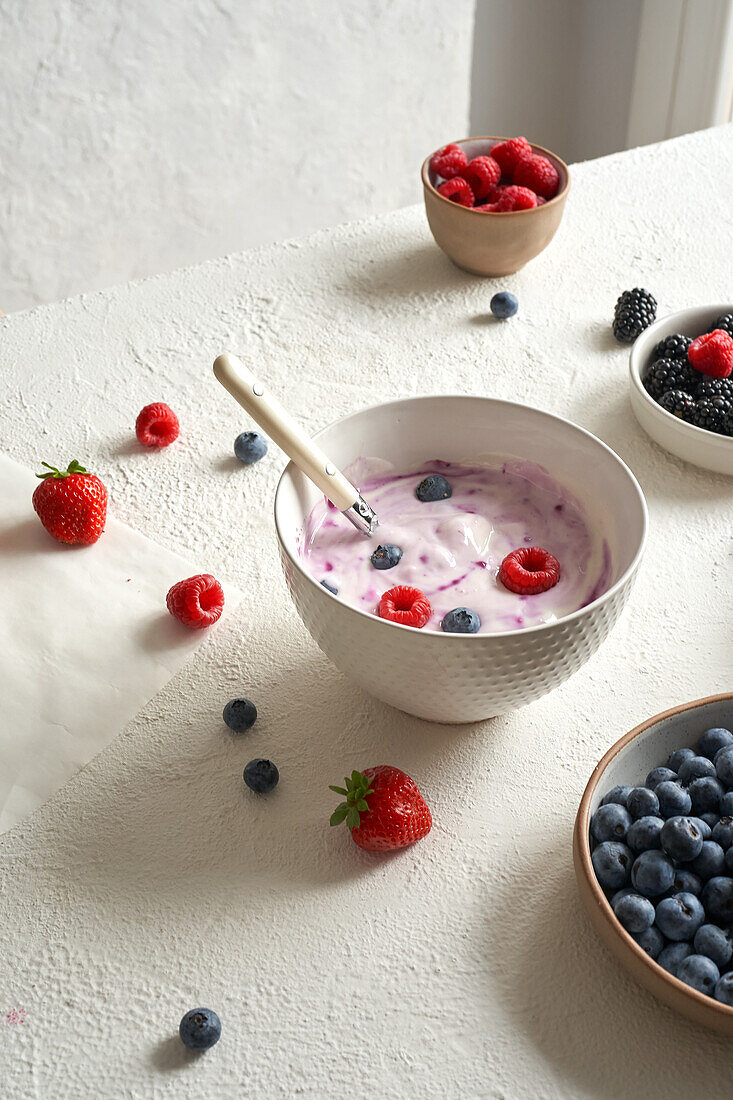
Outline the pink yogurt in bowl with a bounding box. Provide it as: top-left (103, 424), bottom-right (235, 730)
top-left (275, 396), bottom-right (647, 722)
top-left (302, 458), bottom-right (611, 634)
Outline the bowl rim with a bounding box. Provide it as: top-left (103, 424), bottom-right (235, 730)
top-left (574, 691), bottom-right (733, 1020)
top-left (421, 136), bottom-right (571, 215)
top-left (273, 393), bottom-right (648, 641)
top-left (629, 304), bottom-right (733, 451)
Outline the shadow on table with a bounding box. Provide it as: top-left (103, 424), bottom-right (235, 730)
top-left (149, 1035), bottom-right (199, 1072)
top-left (53, 640), bottom-right (487, 896)
top-left (336, 243), bottom-right (479, 308)
top-left (484, 843), bottom-right (731, 1099)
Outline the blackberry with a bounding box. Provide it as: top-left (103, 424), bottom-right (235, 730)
top-left (644, 357), bottom-right (697, 398)
top-left (653, 333), bottom-right (691, 361)
top-left (690, 396), bottom-right (732, 434)
top-left (723, 411), bottom-right (733, 437)
top-left (696, 376), bottom-right (733, 400)
top-left (659, 389), bottom-right (696, 420)
top-left (714, 313), bottom-right (733, 336)
top-left (613, 288), bottom-right (657, 344)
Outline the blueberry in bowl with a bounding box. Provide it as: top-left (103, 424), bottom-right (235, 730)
top-left (575, 692), bottom-right (733, 1034)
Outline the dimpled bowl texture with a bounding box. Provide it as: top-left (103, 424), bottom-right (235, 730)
top-left (574, 694), bottom-right (733, 1035)
top-left (274, 396), bottom-right (647, 724)
top-left (629, 304), bottom-right (733, 476)
top-left (421, 137), bottom-right (570, 276)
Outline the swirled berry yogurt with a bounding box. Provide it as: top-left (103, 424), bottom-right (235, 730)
top-left (301, 458), bottom-right (611, 634)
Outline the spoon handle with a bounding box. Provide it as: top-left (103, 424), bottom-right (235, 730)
top-left (213, 353), bottom-right (377, 534)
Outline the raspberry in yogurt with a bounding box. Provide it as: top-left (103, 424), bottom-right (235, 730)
top-left (301, 458), bottom-right (611, 634)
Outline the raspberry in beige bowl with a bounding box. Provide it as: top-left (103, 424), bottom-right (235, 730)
top-left (421, 136), bottom-right (570, 276)
top-left (274, 395), bottom-right (646, 723)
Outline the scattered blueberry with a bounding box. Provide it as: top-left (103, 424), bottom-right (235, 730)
top-left (613, 893), bottom-right (655, 934)
top-left (490, 291), bottom-right (519, 320)
top-left (691, 841), bottom-right (725, 882)
top-left (677, 954), bottom-right (720, 995)
top-left (441, 607), bottom-right (481, 634)
top-left (678, 755), bottom-right (716, 784)
top-left (631, 925), bottom-right (664, 959)
top-left (631, 850), bottom-right (675, 897)
top-left (321, 579), bottom-right (339, 595)
top-left (654, 892), bottom-right (705, 941)
top-left (415, 474), bottom-right (452, 502)
top-left (694, 924), bottom-right (733, 969)
top-left (179, 1008), bottom-right (221, 1051)
top-left (697, 727), bottom-right (733, 760)
top-left (223, 698), bottom-right (257, 733)
top-left (627, 816), bottom-right (663, 852)
top-left (658, 941), bottom-right (693, 976)
top-left (592, 841), bottom-right (633, 890)
top-left (626, 787), bottom-right (659, 820)
top-left (715, 972), bottom-right (733, 1005)
top-left (370, 544), bottom-right (403, 570)
top-left (243, 758), bottom-right (279, 793)
top-left (702, 876), bottom-right (733, 923)
top-left (234, 430), bottom-right (268, 464)
top-left (646, 766), bottom-right (677, 789)
top-left (712, 816), bottom-right (733, 850)
top-left (667, 747), bottom-right (695, 772)
top-left (601, 785), bottom-right (633, 808)
top-left (660, 816), bottom-right (703, 862)
top-left (689, 776), bottom-right (724, 815)
top-left (655, 780), bottom-right (692, 819)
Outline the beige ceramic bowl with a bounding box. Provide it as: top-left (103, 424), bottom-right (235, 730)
top-left (574, 693), bottom-right (733, 1035)
top-left (421, 136), bottom-right (570, 276)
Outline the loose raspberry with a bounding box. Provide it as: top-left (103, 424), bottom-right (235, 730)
top-left (512, 154), bottom-right (559, 199)
top-left (136, 402), bottom-right (180, 447)
top-left (498, 547), bottom-right (560, 595)
top-left (496, 186), bottom-right (538, 212)
top-left (430, 143), bottom-right (468, 180)
top-left (460, 155), bottom-right (500, 201)
top-left (475, 203), bottom-right (501, 213)
top-left (437, 178), bottom-right (474, 207)
top-left (378, 586), bottom-right (431, 628)
top-left (688, 330), bottom-right (733, 379)
top-left (166, 573), bottom-right (224, 629)
top-left (490, 136), bottom-right (532, 176)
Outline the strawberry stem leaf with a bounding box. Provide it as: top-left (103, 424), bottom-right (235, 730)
top-left (36, 459), bottom-right (88, 481)
top-left (328, 769), bottom-right (375, 831)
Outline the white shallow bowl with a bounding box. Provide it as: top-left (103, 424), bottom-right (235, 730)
top-left (574, 694), bottom-right (733, 1035)
top-left (274, 396), bottom-right (647, 723)
top-left (629, 303), bottom-right (733, 476)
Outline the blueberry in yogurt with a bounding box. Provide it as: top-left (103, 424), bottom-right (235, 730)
top-left (415, 474), bottom-right (452, 502)
top-left (370, 544), bottom-right (403, 570)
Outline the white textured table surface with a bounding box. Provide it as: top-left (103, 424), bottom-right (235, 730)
top-left (2, 126), bottom-right (733, 1099)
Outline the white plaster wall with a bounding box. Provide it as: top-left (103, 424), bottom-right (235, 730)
top-left (0, 0), bottom-right (475, 313)
top-left (471, 0), bottom-right (642, 163)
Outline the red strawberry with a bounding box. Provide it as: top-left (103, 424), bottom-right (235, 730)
top-left (32, 460), bottom-right (107, 545)
top-left (330, 766), bottom-right (432, 851)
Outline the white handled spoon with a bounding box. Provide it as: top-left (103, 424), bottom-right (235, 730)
top-left (213, 352), bottom-right (378, 536)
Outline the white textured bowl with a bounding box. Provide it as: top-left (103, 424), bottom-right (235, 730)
top-left (629, 304), bottom-right (733, 475)
top-left (274, 396), bottom-right (647, 723)
top-left (574, 694), bottom-right (733, 1035)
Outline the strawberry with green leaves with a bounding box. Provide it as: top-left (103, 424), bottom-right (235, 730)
top-left (330, 766), bottom-right (432, 851)
top-left (32, 460), bottom-right (107, 545)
